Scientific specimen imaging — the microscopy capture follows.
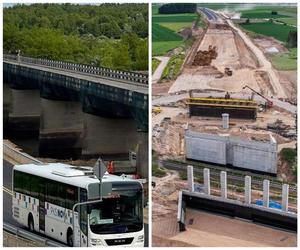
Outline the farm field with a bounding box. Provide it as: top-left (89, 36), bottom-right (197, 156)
top-left (271, 48), bottom-right (297, 70)
top-left (240, 22), bottom-right (296, 43)
top-left (277, 18), bottom-right (297, 26)
top-left (152, 5), bottom-right (197, 55)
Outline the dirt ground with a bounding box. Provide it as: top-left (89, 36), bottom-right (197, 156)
top-left (152, 172), bottom-right (297, 247)
top-left (253, 37), bottom-right (289, 54)
top-left (277, 70), bottom-right (297, 101)
top-left (252, 37), bottom-right (296, 101)
top-left (168, 26), bottom-right (265, 95)
top-left (170, 209), bottom-right (297, 247)
top-left (152, 82), bottom-right (173, 96)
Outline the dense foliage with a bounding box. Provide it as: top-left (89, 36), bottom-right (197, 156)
top-left (158, 3), bottom-right (196, 14)
top-left (4, 3), bottom-right (148, 71)
top-left (287, 31), bottom-right (297, 48)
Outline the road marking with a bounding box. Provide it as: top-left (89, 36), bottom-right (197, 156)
top-left (3, 186), bottom-right (13, 196)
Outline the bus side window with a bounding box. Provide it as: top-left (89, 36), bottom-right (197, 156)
top-left (66, 185), bottom-right (77, 210)
top-left (14, 171), bottom-right (22, 193)
top-left (30, 175), bottom-right (40, 199)
top-left (57, 184), bottom-right (65, 207)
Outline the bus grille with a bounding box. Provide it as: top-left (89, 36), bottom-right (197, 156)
top-left (105, 237), bottom-right (134, 246)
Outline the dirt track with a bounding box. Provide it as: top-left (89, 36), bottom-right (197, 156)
top-left (169, 26), bottom-right (261, 94)
top-left (169, 17), bottom-right (287, 99)
top-left (227, 19), bottom-right (287, 98)
top-left (152, 56), bottom-right (170, 84)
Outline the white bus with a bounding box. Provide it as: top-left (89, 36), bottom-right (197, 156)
top-left (12, 163), bottom-right (144, 247)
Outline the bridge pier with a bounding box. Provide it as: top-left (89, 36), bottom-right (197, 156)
top-left (3, 83), bottom-right (11, 131)
top-left (39, 98), bottom-right (83, 158)
top-left (136, 132), bottom-right (149, 178)
top-left (82, 114), bottom-right (138, 158)
top-left (7, 89), bottom-right (40, 137)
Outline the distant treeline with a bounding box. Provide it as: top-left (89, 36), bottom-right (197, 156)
top-left (287, 31), bottom-right (297, 48)
top-left (4, 3), bottom-right (148, 71)
top-left (158, 3), bottom-right (197, 14)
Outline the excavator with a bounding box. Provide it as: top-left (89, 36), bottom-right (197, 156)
top-left (243, 85), bottom-right (273, 109)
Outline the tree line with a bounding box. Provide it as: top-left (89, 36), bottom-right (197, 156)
top-left (158, 3), bottom-right (197, 14)
top-left (4, 3), bottom-right (148, 71)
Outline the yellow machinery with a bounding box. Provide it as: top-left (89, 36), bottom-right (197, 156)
top-left (152, 107), bottom-right (162, 115)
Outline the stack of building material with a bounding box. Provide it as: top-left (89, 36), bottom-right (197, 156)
top-left (192, 45), bottom-right (218, 66)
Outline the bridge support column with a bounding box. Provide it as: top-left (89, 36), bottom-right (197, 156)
top-left (263, 179), bottom-right (270, 207)
top-left (3, 83), bottom-right (12, 132)
top-left (82, 113), bottom-right (138, 158)
top-left (8, 89), bottom-right (40, 137)
top-left (220, 171), bottom-right (227, 199)
top-left (244, 176), bottom-right (251, 204)
top-left (136, 132), bottom-right (149, 178)
top-left (187, 165), bottom-right (194, 192)
top-left (282, 184), bottom-right (289, 212)
top-left (39, 98), bottom-right (83, 158)
top-left (203, 168), bottom-right (210, 195)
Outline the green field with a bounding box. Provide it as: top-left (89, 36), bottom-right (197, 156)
top-left (240, 22), bottom-right (296, 43)
top-left (241, 10), bottom-right (289, 19)
top-left (277, 18), bottom-right (297, 26)
top-left (153, 14), bottom-right (197, 23)
top-left (152, 23), bottom-right (182, 42)
top-left (161, 54), bottom-right (185, 81)
top-left (271, 48), bottom-right (297, 70)
top-left (152, 4), bottom-right (197, 55)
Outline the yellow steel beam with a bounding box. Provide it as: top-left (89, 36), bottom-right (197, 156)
top-left (186, 102), bottom-right (257, 109)
top-left (188, 97), bottom-right (257, 104)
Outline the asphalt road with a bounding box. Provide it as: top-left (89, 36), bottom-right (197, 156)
top-left (3, 160), bottom-right (149, 247)
top-left (200, 7), bottom-right (218, 21)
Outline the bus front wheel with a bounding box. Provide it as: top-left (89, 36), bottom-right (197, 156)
top-left (28, 214), bottom-right (34, 232)
top-left (67, 228), bottom-right (73, 247)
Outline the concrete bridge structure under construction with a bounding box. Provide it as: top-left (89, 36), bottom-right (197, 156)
top-left (3, 54), bottom-right (148, 177)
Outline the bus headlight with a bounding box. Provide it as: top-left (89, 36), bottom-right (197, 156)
top-left (90, 238), bottom-right (102, 246)
top-left (137, 235), bottom-right (144, 243)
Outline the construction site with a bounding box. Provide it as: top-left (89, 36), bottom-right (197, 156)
top-left (152, 5), bottom-right (297, 247)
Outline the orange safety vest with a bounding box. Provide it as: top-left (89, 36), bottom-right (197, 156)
top-left (107, 161), bottom-right (114, 174)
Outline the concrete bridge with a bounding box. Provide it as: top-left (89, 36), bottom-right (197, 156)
top-left (3, 54), bottom-right (148, 177)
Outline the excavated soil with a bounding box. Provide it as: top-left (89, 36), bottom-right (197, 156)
top-left (253, 37), bottom-right (289, 54)
top-left (169, 209), bottom-right (297, 247)
top-left (277, 70), bottom-right (297, 101)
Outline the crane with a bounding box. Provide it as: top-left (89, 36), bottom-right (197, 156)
top-left (242, 85), bottom-right (273, 108)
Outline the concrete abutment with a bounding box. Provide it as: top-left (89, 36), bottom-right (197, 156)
top-left (39, 98), bottom-right (83, 158)
top-left (6, 88), bottom-right (40, 136)
top-left (82, 113), bottom-right (139, 158)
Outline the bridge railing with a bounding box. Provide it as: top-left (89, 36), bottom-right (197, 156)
top-left (4, 54), bottom-right (148, 85)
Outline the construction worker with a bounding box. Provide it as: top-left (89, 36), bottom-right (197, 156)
top-left (107, 161), bottom-right (114, 174)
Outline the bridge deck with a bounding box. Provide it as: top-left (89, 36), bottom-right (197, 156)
top-left (5, 60), bottom-right (148, 94)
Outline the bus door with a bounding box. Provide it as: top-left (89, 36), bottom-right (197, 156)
top-left (39, 182), bottom-right (46, 232)
top-left (80, 189), bottom-right (88, 246)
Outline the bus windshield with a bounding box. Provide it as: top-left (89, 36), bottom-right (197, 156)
top-left (88, 188), bottom-right (143, 234)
